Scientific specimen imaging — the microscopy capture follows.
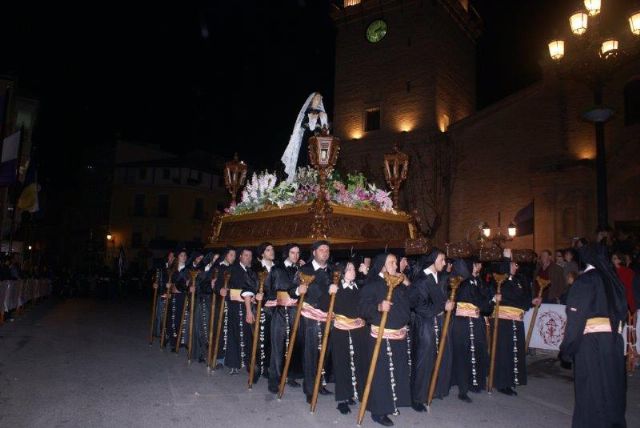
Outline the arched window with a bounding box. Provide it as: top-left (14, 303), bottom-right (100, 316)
top-left (624, 79), bottom-right (640, 126)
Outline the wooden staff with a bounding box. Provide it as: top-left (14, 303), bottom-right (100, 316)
top-left (248, 270), bottom-right (269, 389)
top-left (356, 272), bottom-right (405, 427)
top-left (211, 271), bottom-right (232, 370)
top-left (525, 277), bottom-right (550, 353)
top-left (426, 275), bottom-right (462, 408)
top-left (277, 272), bottom-right (315, 399)
top-left (187, 270), bottom-right (199, 363)
top-left (487, 272), bottom-right (508, 393)
top-left (310, 270), bottom-right (342, 413)
top-left (485, 317), bottom-right (491, 358)
top-left (206, 269), bottom-right (219, 371)
top-left (160, 265), bottom-right (176, 349)
top-left (148, 268), bottom-right (160, 345)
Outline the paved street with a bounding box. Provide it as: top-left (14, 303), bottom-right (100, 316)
top-left (1, 297), bottom-right (639, 428)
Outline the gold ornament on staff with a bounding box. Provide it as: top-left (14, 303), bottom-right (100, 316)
top-left (248, 270), bottom-right (269, 389)
top-left (187, 270), bottom-right (199, 363)
top-left (148, 268), bottom-right (161, 345)
top-left (356, 272), bottom-right (405, 427)
top-left (223, 153), bottom-right (248, 206)
top-left (160, 264), bottom-right (177, 349)
top-left (383, 142), bottom-right (409, 209)
top-left (206, 269), bottom-right (219, 372)
top-left (310, 270), bottom-right (342, 413)
top-left (211, 271), bottom-right (232, 371)
top-left (525, 277), bottom-right (550, 353)
top-left (487, 272), bottom-right (508, 393)
top-left (278, 272), bottom-right (315, 399)
top-left (426, 275), bottom-right (462, 409)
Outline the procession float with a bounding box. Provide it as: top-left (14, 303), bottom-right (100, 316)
top-left (206, 92), bottom-right (535, 263)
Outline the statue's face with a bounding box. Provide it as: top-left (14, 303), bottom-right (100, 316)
top-left (311, 94), bottom-right (322, 109)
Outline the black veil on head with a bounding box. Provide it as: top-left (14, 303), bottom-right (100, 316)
top-left (367, 253), bottom-right (390, 281)
top-left (578, 243), bottom-right (627, 328)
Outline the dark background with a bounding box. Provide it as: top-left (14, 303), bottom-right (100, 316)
top-left (4, 0), bottom-right (626, 206)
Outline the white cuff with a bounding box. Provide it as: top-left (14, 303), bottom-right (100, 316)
top-left (241, 291), bottom-right (255, 298)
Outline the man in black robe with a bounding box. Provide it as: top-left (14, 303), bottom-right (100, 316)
top-left (212, 248), bottom-right (236, 367)
top-left (358, 253), bottom-right (412, 427)
top-left (560, 243), bottom-right (627, 428)
top-left (177, 251), bottom-right (204, 353)
top-left (407, 249), bottom-right (453, 411)
top-left (267, 243), bottom-right (304, 393)
top-left (451, 257), bottom-right (493, 402)
top-left (295, 240), bottom-right (338, 402)
top-left (223, 248), bottom-right (257, 374)
top-left (492, 257), bottom-right (533, 395)
top-left (250, 243), bottom-right (275, 382)
top-left (331, 260), bottom-right (368, 415)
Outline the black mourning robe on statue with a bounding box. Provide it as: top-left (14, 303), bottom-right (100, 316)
top-left (560, 268), bottom-right (626, 428)
top-left (408, 269), bottom-right (452, 402)
top-left (451, 275), bottom-right (493, 394)
top-left (268, 262), bottom-right (304, 390)
top-left (492, 273), bottom-right (531, 390)
top-left (330, 280), bottom-right (368, 403)
top-left (296, 262), bottom-right (332, 397)
top-left (224, 263), bottom-right (257, 370)
top-left (359, 274), bottom-right (412, 416)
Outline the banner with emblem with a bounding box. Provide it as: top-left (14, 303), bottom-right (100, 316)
top-left (523, 304), bottom-right (567, 351)
top-left (524, 305), bottom-right (640, 353)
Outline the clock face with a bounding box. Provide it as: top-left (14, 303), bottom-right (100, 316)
top-left (366, 19), bottom-right (387, 43)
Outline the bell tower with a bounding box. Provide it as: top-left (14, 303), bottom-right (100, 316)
top-left (331, 0), bottom-right (481, 161)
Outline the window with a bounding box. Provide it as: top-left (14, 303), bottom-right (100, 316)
top-left (624, 79), bottom-right (640, 126)
top-left (138, 168), bottom-right (147, 180)
top-left (157, 194), bottom-right (169, 217)
top-left (162, 169), bottom-right (170, 179)
top-left (131, 232), bottom-right (143, 249)
top-left (194, 198), bottom-right (204, 220)
top-left (365, 108), bottom-right (380, 131)
top-left (133, 194), bottom-right (145, 216)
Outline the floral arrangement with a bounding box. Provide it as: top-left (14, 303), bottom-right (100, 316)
top-left (227, 167), bottom-right (394, 215)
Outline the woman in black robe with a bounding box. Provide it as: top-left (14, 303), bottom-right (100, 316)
top-left (331, 261), bottom-right (368, 415)
top-left (165, 250), bottom-right (189, 351)
top-left (492, 258), bottom-right (532, 395)
top-left (407, 249), bottom-right (453, 411)
top-left (560, 243), bottom-right (627, 428)
top-left (451, 258), bottom-right (493, 402)
top-left (358, 253), bottom-right (411, 427)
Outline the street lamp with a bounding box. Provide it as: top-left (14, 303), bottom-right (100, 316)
top-left (481, 213), bottom-right (517, 247)
top-left (223, 153), bottom-right (248, 206)
top-left (547, 0), bottom-right (640, 230)
top-left (383, 142), bottom-right (409, 209)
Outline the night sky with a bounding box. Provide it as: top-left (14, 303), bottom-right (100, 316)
top-left (2, 0), bottom-right (604, 187)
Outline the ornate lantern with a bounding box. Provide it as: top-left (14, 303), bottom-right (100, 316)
top-left (223, 153), bottom-right (247, 206)
top-left (569, 11), bottom-right (588, 35)
top-left (548, 39), bottom-right (565, 61)
top-left (308, 131), bottom-right (341, 239)
top-left (383, 143), bottom-right (409, 209)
